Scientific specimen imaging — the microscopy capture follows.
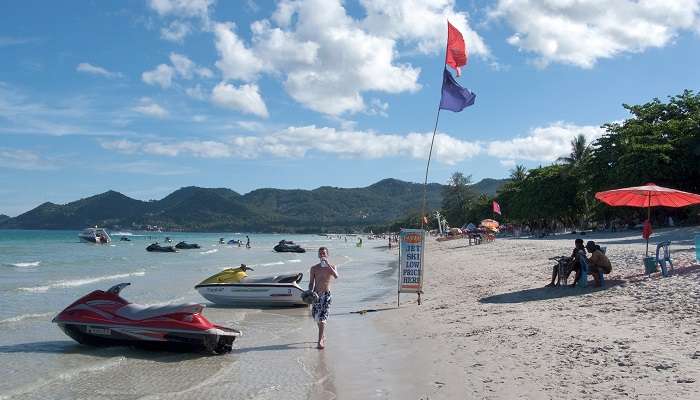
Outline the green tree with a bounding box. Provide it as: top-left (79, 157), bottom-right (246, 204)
top-left (441, 172), bottom-right (475, 227)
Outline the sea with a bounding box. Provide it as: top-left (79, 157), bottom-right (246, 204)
top-left (0, 230), bottom-right (398, 399)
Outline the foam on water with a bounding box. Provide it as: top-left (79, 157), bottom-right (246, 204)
top-left (288, 259), bottom-right (301, 263)
top-left (259, 261), bottom-right (285, 267)
top-left (18, 271), bottom-right (146, 293)
top-left (4, 261), bottom-right (41, 268)
top-left (0, 312), bottom-right (53, 325)
top-left (200, 249), bottom-right (219, 255)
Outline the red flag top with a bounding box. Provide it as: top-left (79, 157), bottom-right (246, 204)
top-left (446, 21), bottom-right (467, 76)
top-left (492, 201), bottom-right (501, 215)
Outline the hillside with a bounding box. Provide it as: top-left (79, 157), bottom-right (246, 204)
top-left (1, 178), bottom-right (506, 232)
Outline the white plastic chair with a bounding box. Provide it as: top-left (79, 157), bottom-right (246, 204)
top-left (655, 241), bottom-right (673, 277)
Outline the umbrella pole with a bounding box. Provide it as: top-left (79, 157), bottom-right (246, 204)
top-left (646, 194), bottom-right (651, 256)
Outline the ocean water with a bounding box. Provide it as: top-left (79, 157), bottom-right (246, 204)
top-left (0, 230), bottom-right (397, 399)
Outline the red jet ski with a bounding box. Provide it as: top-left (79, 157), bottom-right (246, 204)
top-left (52, 282), bottom-right (241, 354)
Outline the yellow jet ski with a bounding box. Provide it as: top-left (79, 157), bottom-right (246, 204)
top-left (195, 265), bottom-right (306, 307)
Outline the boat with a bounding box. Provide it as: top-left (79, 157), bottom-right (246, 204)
top-left (227, 239), bottom-right (241, 245)
top-left (52, 282), bottom-right (241, 354)
top-left (195, 265), bottom-right (307, 307)
top-left (175, 241), bottom-right (200, 249)
top-left (78, 227), bottom-right (112, 244)
top-left (146, 243), bottom-right (177, 252)
top-left (273, 240), bottom-right (306, 253)
top-left (120, 236), bottom-right (131, 242)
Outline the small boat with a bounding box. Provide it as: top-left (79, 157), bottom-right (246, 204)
top-left (273, 240), bottom-right (306, 253)
top-left (52, 282), bottom-right (240, 354)
top-left (146, 243), bottom-right (177, 252)
top-left (78, 227), bottom-right (112, 244)
top-left (175, 241), bottom-right (200, 249)
top-left (227, 239), bottom-right (241, 245)
top-left (195, 265), bottom-right (306, 307)
top-left (120, 236), bottom-right (131, 242)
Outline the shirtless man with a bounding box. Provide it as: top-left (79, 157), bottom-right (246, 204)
top-left (308, 246), bottom-right (338, 349)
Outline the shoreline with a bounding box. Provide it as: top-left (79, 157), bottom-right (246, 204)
top-left (322, 227), bottom-right (700, 399)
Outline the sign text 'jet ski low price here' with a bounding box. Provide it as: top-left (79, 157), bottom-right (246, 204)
top-left (398, 229), bottom-right (425, 305)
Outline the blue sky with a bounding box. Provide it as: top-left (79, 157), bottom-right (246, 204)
top-left (1, 0), bottom-right (699, 216)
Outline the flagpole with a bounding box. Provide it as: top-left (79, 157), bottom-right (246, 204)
top-left (420, 105), bottom-right (442, 231)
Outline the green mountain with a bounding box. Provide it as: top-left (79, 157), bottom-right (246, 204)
top-left (0, 214), bottom-right (9, 224)
top-left (1, 178), bottom-right (506, 232)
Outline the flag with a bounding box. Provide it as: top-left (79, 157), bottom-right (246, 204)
top-left (439, 68), bottom-right (475, 112)
top-left (446, 21), bottom-right (467, 77)
top-left (492, 200), bottom-right (501, 215)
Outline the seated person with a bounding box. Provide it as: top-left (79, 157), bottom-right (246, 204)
top-left (585, 240), bottom-right (612, 287)
top-left (546, 238), bottom-right (585, 287)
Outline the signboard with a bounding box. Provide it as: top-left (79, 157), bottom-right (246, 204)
top-left (398, 229), bottom-right (425, 293)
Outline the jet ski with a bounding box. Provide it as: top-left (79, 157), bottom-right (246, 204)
top-left (195, 265), bottom-right (306, 307)
top-left (164, 237), bottom-right (173, 243)
top-left (52, 282), bottom-right (241, 354)
top-left (120, 236), bottom-right (131, 242)
top-left (146, 243), bottom-right (177, 252)
top-left (273, 240), bottom-right (306, 253)
top-left (175, 241), bottom-right (201, 249)
top-left (218, 238), bottom-right (226, 244)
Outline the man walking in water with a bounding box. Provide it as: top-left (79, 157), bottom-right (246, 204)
top-left (245, 235), bottom-right (250, 249)
top-left (308, 246), bottom-right (338, 349)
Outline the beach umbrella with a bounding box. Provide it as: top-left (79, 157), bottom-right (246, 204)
top-left (479, 219), bottom-right (499, 231)
top-left (594, 183), bottom-right (700, 255)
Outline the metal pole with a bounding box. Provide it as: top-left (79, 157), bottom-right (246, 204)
top-left (420, 106), bottom-right (443, 231)
top-left (646, 193), bottom-right (651, 256)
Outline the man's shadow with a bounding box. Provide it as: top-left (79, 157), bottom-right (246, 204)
top-left (479, 279), bottom-right (626, 304)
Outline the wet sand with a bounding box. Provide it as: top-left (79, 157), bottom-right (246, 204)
top-left (323, 227), bottom-right (700, 399)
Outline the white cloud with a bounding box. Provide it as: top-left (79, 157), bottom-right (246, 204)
top-left (0, 148), bottom-right (57, 170)
top-left (486, 122), bottom-right (604, 162)
top-left (160, 20), bottom-right (191, 42)
top-left (213, 22), bottom-right (263, 82)
top-left (132, 98), bottom-right (169, 118)
top-left (100, 125), bottom-right (482, 163)
top-left (360, 0), bottom-right (490, 57)
top-left (491, 0), bottom-right (700, 68)
top-left (185, 84), bottom-right (206, 100)
top-left (142, 64), bottom-right (175, 88)
top-left (99, 139), bottom-right (141, 154)
top-left (76, 63), bottom-right (121, 78)
top-left (148, 0), bottom-right (214, 21)
top-left (211, 82), bottom-right (269, 118)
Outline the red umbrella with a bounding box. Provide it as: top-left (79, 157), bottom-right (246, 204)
top-left (595, 183), bottom-right (700, 255)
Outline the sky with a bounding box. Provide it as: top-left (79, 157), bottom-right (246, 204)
top-left (1, 0), bottom-right (700, 216)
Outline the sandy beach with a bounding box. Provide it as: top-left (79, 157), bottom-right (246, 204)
top-left (324, 227), bottom-right (700, 399)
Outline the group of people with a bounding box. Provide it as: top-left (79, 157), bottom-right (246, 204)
top-left (546, 239), bottom-right (612, 288)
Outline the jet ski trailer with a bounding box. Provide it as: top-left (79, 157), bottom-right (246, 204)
top-left (52, 283), bottom-right (241, 354)
top-left (195, 265), bottom-right (306, 307)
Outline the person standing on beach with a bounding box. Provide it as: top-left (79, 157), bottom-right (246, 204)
top-left (308, 246), bottom-right (338, 349)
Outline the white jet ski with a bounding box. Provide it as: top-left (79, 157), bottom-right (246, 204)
top-left (195, 265), bottom-right (306, 307)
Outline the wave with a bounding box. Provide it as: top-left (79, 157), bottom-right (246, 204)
top-left (287, 259), bottom-right (302, 263)
top-left (259, 261), bottom-right (285, 267)
top-left (0, 312), bottom-right (53, 325)
top-left (200, 249), bottom-right (218, 255)
top-left (4, 261), bottom-right (41, 268)
top-left (19, 271), bottom-right (146, 293)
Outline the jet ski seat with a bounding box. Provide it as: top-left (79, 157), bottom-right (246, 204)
top-left (115, 303), bottom-right (204, 320)
top-left (275, 273), bottom-right (303, 284)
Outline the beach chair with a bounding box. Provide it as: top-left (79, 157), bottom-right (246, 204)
top-left (655, 241), bottom-right (673, 277)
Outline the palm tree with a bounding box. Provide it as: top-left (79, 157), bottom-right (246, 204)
top-left (557, 134), bottom-right (590, 166)
top-left (509, 164), bottom-right (527, 181)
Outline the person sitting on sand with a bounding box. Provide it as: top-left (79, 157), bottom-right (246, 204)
top-left (585, 240), bottom-right (612, 287)
top-left (546, 238), bottom-right (585, 287)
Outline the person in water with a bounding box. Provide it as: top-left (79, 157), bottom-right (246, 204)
top-left (308, 246), bottom-right (338, 349)
top-left (246, 235), bottom-right (250, 249)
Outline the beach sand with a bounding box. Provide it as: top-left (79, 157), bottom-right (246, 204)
top-left (322, 227), bottom-right (700, 399)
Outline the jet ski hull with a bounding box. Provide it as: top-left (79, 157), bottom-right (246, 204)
top-left (195, 283), bottom-right (306, 307)
top-left (55, 321), bottom-right (239, 353)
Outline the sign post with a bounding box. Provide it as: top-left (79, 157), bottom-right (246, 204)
top-left (398, 228), bottom-right (426, 306)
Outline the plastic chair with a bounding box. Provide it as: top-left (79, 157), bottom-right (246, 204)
top-left (655, 241), bottom-right (673, 277)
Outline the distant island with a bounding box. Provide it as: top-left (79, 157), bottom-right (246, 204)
top-left (0, 178), bottom-right (506, 233)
